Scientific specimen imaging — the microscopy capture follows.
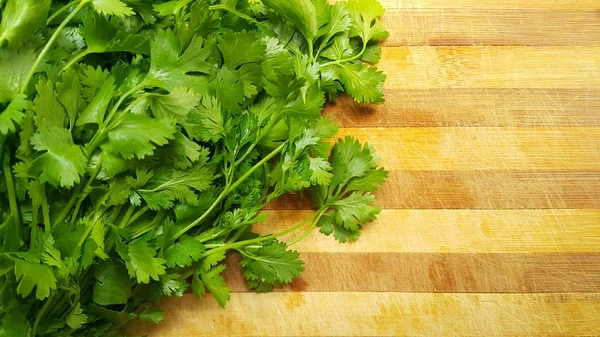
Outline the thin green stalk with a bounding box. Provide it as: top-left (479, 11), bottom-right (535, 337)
top-left (40, 184), bottom-right (52, 232)
top-left (30, 292), bottom-right (54, 337)
top-left (61, 48), bottom-right (94, 73)
top-left (118, 204), bottom-right (136, 229)
top-left (199, 208), bottom-right (325, 259)
top-left (46, 0), bottom-right (78, 24)
top-left (320, 42), bottom-right (367, 68)
top-left (127, 205), bottom-right (149, 225)
top-left (209, 4), bottom-right (258, 23)
top-left (172, 142), bottom-right (286, 240)
top-left (2, 151), bottom-right (20, 229)
top-left (70, 153), bottom-right (103, 222)
top-left (287, 209), bottom-right (326, 246)
top-left (20, 0), bottom-right (89, 93)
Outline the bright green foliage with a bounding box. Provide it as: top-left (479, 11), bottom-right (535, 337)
top-left (0, 0), bottom-right (388, 335)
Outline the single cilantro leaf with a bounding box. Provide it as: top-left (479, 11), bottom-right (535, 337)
top-left (163, 235), bottom-right (206, 268)
top-left (92, 258), bottom-right (133, 305)
top-left (160, 131), bottom-right (207, 170)
top-left (321, 34), bottom-right (354, 61)
top-left (32, 78), bottom-right (67, 130)
top-left (317, 212), bottom-right (360, 243)
top-left (0, 94), bottom-right (28, 135)
top-left (66, 303), bottom-right (88, 330)
top-left (198, 264), bottom-right (230, 307)
top-left (80, 65), bottom-right (111, 100)
top-left (217, 30), bottom-right (266, 68)
top-left (337, 63), bottom-right (386, 103)
top-left (56, 69), bottom-right (85, 126)
top-left (0, 311), bottom-right (30, 337)
top-left (184, 95), bottom-right (226, 142)
top-left (0, 0), bottom-right (51, 45)
top-left (80, 12), bottom-right (150, 55)
top-left (12, 258), bottom-right (57, 300)
top-left (332, 191), bottom-right (380, 231)
top-left (138, 163), bottom-right (213, 209)
top-left (308, 156), bottom-right (333, 185)
top-left (29, 126), bottom-right (87, 188)
top-left (91, 0), bottom-right (135, 17)
top-left (346, 0), bottom-right (389, 43)
top-left (103, 114), bottom-right (177, 160)
top-left (77, 76), bottom-right (116, 126)
top-left (262, 0), bottom-right (318, 42)
top-left (160, 273), bottom-right (188, 297)
top-left (147, 87), bottom-right (200, 121)
top-left (139, 308), bottom-right (164, 324)
top-left (146, 30), bottom-right (212, 92)
top-left (241, 241), bottom-right (304, 285)
top-left (117, 240), bottom-right (167, 284)
top-left (0, 47), bottom-right (36, 102)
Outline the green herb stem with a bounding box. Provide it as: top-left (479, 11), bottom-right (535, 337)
top-left (46, 0), bottom-right (78, 25)
top-left (320, 42), bottom-right (367, 68)
top-left (172, 142), bottom-right (286, 241)
top-left (3, 151), bottom-right (20, 230)
top-left (61, 48), bottom-right (94, 73)
top-left (20, 0), bottom-right (89, 94)
top-left (30, 292), bottom-right (54, 337)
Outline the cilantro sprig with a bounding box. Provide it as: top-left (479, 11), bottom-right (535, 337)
top-left (0, 0), bottom-right (388, 335)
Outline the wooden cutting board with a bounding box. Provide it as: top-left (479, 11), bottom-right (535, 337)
top-left (131, 1), bottom-right (600, 335)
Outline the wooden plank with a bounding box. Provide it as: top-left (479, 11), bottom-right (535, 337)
top-left (378, 47), bottom-right (600, 89)
top-left (375, 0), bottom-right (600, 9)
top-left (267, 170), bottom-right (600, 209)
top-left (379, 9), bottom-right (600, 46)
top-left (253, 210), bottom-right (600, 253)
top-left (333, 127), bottom-right (600, 171)
top-left (222, 253), bottom-right (600, 293)
top-left (324, 89), bottom-right (600, 127)
top-left (131, 293), bottom-right (600, 336)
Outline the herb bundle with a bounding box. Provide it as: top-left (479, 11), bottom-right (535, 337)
top-left (0, 0), bottom-right (388, 335)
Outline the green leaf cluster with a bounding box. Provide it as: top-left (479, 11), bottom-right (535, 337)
top-left (0, 0), bottom-right (388, 335)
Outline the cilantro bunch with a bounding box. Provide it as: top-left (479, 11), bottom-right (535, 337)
top-left (0, 0), bottom-right (388, 336)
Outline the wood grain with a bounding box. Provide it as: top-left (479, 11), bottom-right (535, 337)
top-left (335, 127), bottom-right (600, 170)
top-left (132, 293), bottom-right (600, 336)
top-left (254, 210), bottom-right (600, 253)
top-left (135, 1), bottom-right (600, 336)
top-left (324, 89), bottom-right (600, 127)
top-left (379, 47), bottom-right (600, 89)
top-left (221, 253), bottom-right (600, 293)
top-left (269, 170), bottom-right (600, 209)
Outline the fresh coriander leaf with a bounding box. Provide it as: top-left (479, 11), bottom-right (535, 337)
top-left (76, 76), bottom-right (116, 126)
top-left (138, 163), bottom-right (213, 209)
top-left (163, 235), bottom-right (205, 268)
top-left (347, 0), bottom-right (389, 43)
top-left (139, 308), bottom-right (164, 324)
top-left (184, 95), bottom-right (226, 142)
top-left (29, 126), bottom-right (87, 188)
top-left (80, 11), bottom-right (151, 55)
top-left (147, 87), bottom-right (200, 121)
top-left (308, 156), bottom-right (333, 185)
top-left (332, 191), bottom-right (380, 231)
top-left (12, 258), bottom-right (57, 299)
top-left (0, 0), bottom-right (51, 45)
top-left (0, 94), bottom-right (28, 135)
top-left (32, 79), bottom-right (67, 130)
top-left (198, 264), bottom-right (230, 307)
top-left (241, 241), bottom-right (304, 285)
top-left (56, 69), bottom-right (85, 126)
top-left (160, 273), bottom-right (188, 296)
top-left (337, 62), bottom-right (386, 103)
top-left (0, 311), bottom-right (30, 337)
top-left (103, 114), bottom-right (177, 160)
top-left (0, 47), bottom-right (36, 102)
top-left (92, 258), bottom-right (133, 305)
top-left (117, 240), bottom-right (167, 284)
top-left (217, 30), bottom-right (265, 68)
top-left (66, 303), bottom-right (88, 330)
top-left (146, 30), bottom-right (212, 92)
top-left (91, 0), bottom-right (135, 17)
top-left (262, 0), bottom-right (318, 42)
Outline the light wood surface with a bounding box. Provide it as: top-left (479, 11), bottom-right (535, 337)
top-left (131, 1), bottom-right (600, 336)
